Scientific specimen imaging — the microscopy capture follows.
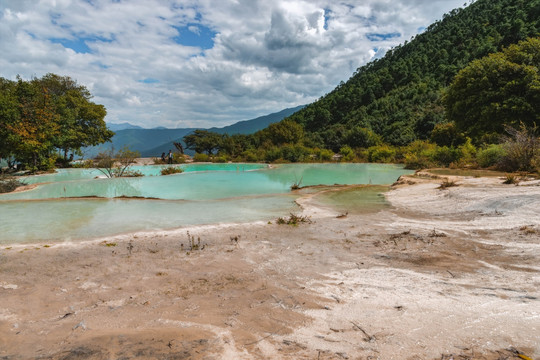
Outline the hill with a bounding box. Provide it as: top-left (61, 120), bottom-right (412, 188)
top-left (141, 105), bottom-right (305, 156)
top-left (84, 106), bottom-right (304, 158)
top-left (285, 0), bottom-right (540, 150)
top-left (107, 122), bottom-right (144, 131)
top-left (208, 105), bottom-right (305, 135)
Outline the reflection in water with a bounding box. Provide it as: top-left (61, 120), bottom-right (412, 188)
top-left (0, 163), bottom-right (413, 244)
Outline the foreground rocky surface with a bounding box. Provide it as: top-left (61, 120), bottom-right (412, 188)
top-left (0, 173), bottom-right (539, 359)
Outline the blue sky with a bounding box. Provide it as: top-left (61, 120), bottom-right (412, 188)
top-left (0, 0), bottom-right (468, 129)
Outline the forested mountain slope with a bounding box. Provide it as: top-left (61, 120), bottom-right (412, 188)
top-left (286, 0), bottom-right (540, 150)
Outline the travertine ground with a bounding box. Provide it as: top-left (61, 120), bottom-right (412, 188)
top-left (0, 172), bottom-right (539, 359)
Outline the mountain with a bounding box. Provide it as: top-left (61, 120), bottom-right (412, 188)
top-left (84, 106), bottom-right (304, 158)
top-left (209, 105), bottom-right (305, 134)
top-left (285, 0), bottom-right (540, 150)
top-left (140, 105), bottom-right (304, 156)
top-left (107, 122), bottom-right (144, 131)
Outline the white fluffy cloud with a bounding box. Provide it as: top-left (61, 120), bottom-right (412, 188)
top-left (0, 0), bottom-right (467, 128)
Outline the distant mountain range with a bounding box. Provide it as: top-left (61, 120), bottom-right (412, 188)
top-left (83, 105), bottom-right (304, 158)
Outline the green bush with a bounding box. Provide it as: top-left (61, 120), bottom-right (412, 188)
top-left (318, 148), bottom-right (334, 161)
top-left (0, 175), bottom-right (24, 193)
top-left (457, 138), bottom-right (477, 166)
top-left (242, 150), bottom-right (259, 162)
top-left (432, 146), bottom-right (461, 166)
top-left (213, 156), bottom-right (228, 163)
top-left (173, 153), bottom-right (186, 164)
top-left (263, 147), bottom-right (282, 162)
top-left (340, 146), bottom-right (355, 161)
top-left (476, 144), bottom-right (506, 168)
top-left (160, 166), bottom-right (184, 175)
top-left (71, 159), bottom-right (94, 168)
top-left (367, 145), bottom-right (396, 163)
top-left (193, 153), bottom-right (210, 162)
top-left (402, 140), bottom-right (436, 169)
top-left (403, 153), bottom-right (434, 170)
top-left (281, 144), bottom-right (310, 162)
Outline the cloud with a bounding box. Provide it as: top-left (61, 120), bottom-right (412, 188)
top-left (0, 0), bottom-right (466, 128)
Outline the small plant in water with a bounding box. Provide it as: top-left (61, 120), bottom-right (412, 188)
top-left (161, 166), bottom-right (184, 176)
top-left (290, 176), bottom-right (303, 190)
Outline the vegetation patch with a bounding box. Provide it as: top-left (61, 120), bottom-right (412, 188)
top-left (276, 213), bottom-right (311, 226)
top-left (0, 175), bottom-right (24, 193)
top-left (502, 174), bottom-right (519, 185)
top-left (160, 166), bottom-right (184, 175)
top-left (437, 179), bottom-right (458, 189)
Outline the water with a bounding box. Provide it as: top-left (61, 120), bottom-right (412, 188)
top-left (0, 163), bottom-right (412, 243)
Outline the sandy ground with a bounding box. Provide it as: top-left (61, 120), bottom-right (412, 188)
top-left (0, 172), bottom-right (539, 359)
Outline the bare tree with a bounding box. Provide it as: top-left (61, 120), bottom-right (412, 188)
top-left (94, 147), bottom-right (141, 177)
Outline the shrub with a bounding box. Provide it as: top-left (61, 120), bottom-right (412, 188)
top-left (193, 153), bottom-right (210, 162)
top-left (402, 140), bottom-right (437, 169)
top-left (71, 159), bottom-right (94, 168)
top-left (476, 144), bottom-right (506, 168)
top-left (173, 153), bottom-right (186, 164)
top-left (498, 123), bottom-right (540, 172)
top-left (432, 146), bottom-right (461, 167)
top-left (502, 173), bottom-right (519, 184)
top-left (0, 175), bottom-right (24, 193)
top-left (160, 166), bottom-right (184, 175)
top-left (213, 156), bottom-right (228, 163)
top-left (122, 170), bottom-right (144, 177)
top-left (368, 145), bottom-right (396, 163)
top-left (281, 144), bottom-right (310, 162)
top-left (263, 147), bottom-right (282, 162)
top-left (340, 146), bottom-right (355, 162)
top-left (438, 179), bottom-right (458, 189)
top-left (457, 138), bottom-right (477, 166)
top-left (318, 148), bottom-right (334, 161)
top-left (242, 150), bottom-right (258, 162)
top-left (403, 153), bottom-right (434, 170)
top-left (276, 213), bottom-right (311, 225)
top-left (430, 122), bottom-right (466, 147)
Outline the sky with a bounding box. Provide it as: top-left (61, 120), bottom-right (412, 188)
top-left (0, 0), bottom-right (468, 129)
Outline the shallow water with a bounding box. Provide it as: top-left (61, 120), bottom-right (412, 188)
top-left (310, 185), bottom-right (391, 215)
top-left (0, 163), bottom-right (412, 243)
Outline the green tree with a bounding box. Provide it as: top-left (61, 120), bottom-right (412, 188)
top-left (0, 74), bottom-right (112, 171)
top-left (0, 78), bottom-right (19, 167)
top-left (6, 78), bottom-right (60, 171)
top-left (183, 130), bottom-right (222, 155)
top-left (445, 37), bottom-right (540, 141)
top-left (37, 73), bottom-right (113, 159)
top-left (257, 119), bottom-right (304, 146)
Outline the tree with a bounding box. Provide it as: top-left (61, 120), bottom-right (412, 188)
top-left (37, 73), bottom-right (113, 159)
top-left (183, 130), bottom-right (222, 155)
top-left (5, 78), bottom-right (60, 171)
top-left (257, 119), bottom-right (304, 146)
top-left (0, 78), bottom-right (18, 167)
top-left (0, 74), bottom-right (113, 171)
top-left (445, 37), bottom-right (540, 141)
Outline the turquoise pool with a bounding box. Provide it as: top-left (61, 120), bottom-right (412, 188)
top-left (0, 163), bottom-right (412, 243)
